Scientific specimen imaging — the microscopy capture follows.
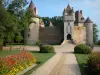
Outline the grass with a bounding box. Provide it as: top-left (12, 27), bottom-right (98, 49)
top-left (7, 43), bottom-right (37, 47)
top-left (24, 51), bottom-right (55, 75)
top-left (75, 54), bottom-right (90, 75)
top-left (0, 50), bottom-right (21, 57)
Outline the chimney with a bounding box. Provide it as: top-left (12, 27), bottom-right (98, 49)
top-left (80, 10), bottom-right (82, 14)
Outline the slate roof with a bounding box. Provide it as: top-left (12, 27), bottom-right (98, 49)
top-left (29, 0), bottom-right (35, 10)
top-left (85, 17), bottom-right (93, 23)
top-left (75, 10), bottom-right (85, 23)
top-left (64, 4), bottom-right (74, 15)
top-left (29, 0), bottom-right (38, 17)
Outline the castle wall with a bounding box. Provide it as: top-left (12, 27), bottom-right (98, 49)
top-left (74, 26), bottom-right (86, 44)
top-left (39, 27), bottom-right (63, 44)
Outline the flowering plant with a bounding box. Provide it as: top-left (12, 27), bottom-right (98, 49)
top-left (0, 51), bottom-right (36, 75)
top-left (88, 52), bottom-right (100, 75)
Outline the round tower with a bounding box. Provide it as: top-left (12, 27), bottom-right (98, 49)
top-left (63, 4), bottom-right (75, 41)
top-left (24, 0), bottom-right (39, 44)
top-left (85, 17), bottom-right (93, 46)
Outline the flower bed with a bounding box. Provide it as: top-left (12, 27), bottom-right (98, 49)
top-left (0, 51), bottom-right (36, 75)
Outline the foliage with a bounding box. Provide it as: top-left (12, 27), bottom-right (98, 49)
top-left (15, 33), bottom-right (23, 43)
top-left (0, 51), bottom-right (36, 75)
top-left (41, 16), bottom-right (64, 33)
top-left (35, 40), bottom-right (41, 46)
top-left (74, 44), bottom-right (92, 54)
top-left (0, 0), bottom-right (30, 45)
top-left (93, 24), bottom-right (99, 44)
top-left (0, 39), bottom-right (3, 45)
top-left (97, 40), bottom-right (100, 45)
top-left (88, 52), bottom-right (100, 75)
top-left (40, 45), bottom-right (55, 53)
top-left (75, 54), bottom-right (90, 75)
top-left (0, 1), bottom-right (16, 44)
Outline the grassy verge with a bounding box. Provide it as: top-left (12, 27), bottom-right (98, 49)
top-left (75, 54), bottom-right (90, 75)
top-left (24, 51), bottom-right (55, 75)
top-left (0, 50), bottom-right (21, 57)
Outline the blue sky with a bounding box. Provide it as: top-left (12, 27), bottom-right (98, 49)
top-left (27, 0), bottom-right (100, 39)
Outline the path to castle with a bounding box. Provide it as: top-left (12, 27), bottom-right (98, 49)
top-left (30, 43), bottom-right (81, 75)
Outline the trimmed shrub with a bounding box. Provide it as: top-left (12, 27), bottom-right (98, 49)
top-left (40, 45), bottom-right (55, 53)
top-left (88, 52), bottom-right (100, 75)
top-left (74, 44), bottom-right (92, 54)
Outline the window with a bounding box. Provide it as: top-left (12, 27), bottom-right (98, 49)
top-left (28, 34), bottom-right (30, 37)
top-left (29, 28), bottom-right (30, 31)
top-left (68, 22), bottom-right (70, 25)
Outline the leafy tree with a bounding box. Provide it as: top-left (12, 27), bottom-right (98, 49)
top-left (7, 0), bottom-right (28, 44)
top-left (41, 17), bottom-right (50, 27)
top-left (93, 24), bottom-right (99, 44)
top-left (0, 0), bottom-right (16, 46)
top-left (15, 33), bottom-right (23, 43)
top-left (0, 0), bottom-right (29, 46)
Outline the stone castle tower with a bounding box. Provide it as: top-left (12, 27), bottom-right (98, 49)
top-left (63, 4), bottom-right (75, 41)
top-left (24, 0), bottom-right (40, 44)
top-left (63, 4), bottom-right (93, 46)
top-left (85, 17), bottom-right (93, 46)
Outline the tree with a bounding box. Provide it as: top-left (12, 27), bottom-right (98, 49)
top-left (0, 0), bottom-right (29, 46)
top-left (0, 0), bottom-right (16, 46)
top-left (93, 24), bottom-right (99, 44)
top-left (7, 0), bottom-right (28, 44)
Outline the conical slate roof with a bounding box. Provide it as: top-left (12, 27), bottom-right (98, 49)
top-left (85, 17), bottom-right (93, 23)
top-left (67, 4), bottom-right (71, 10)
top-left (64, 4), bottom-right (74, 15)
top-left (29, 0), bottom-right (35, 9)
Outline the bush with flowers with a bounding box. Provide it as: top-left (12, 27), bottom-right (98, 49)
top-left (0, 51), bottom-right (36, 75)
top-left (88, 52), bottom-right (100, 75)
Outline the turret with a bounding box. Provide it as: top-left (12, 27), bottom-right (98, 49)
top-left (24, 0), bottom-right (39, 44)
top-left (85, 17), bottom-right (93, 46)
top-left (29, 0), bottom-right (38, 17)
top-left (63, 4), bottom-right (75, 41)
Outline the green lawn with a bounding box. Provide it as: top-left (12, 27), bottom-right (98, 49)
top-left (0, 50), bottom-right (21, 57)
top-left (24, 51), bottom-right (55, 75)
top-left (7, 43), bottom-right (37, 46)
top-left (75, 54), bottom-right (90, 75)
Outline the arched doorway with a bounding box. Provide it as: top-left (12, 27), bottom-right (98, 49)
top-left (67, 34), bottom-right (71, 40)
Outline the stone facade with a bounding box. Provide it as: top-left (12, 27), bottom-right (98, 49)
top-left (74, 26), bottom-right (86, 44)
top-left (24, 1), bottom-right (93, 46)
top-left (39, 27), bottom-right (63, 44)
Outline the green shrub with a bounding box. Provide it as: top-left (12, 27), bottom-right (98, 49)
top-left (35, 40), bottom-right (41, 46)
top-left (74, 44), bottom-right (92, 54)
top-left (40, 45), bottom-right (55, 53)
top-left (98, 40), bottom-right (100, 45)
top-left (87, 52), bottom-right (100, 75)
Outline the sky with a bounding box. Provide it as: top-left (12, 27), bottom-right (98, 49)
top-left (27, 0), bottom-right (100, 39)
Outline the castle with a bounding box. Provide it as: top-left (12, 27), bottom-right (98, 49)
top-left (24, 1), bottom-right (93, 46)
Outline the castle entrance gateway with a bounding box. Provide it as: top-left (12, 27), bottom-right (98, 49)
top-left (67, 34), bottom-right (71, 40)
